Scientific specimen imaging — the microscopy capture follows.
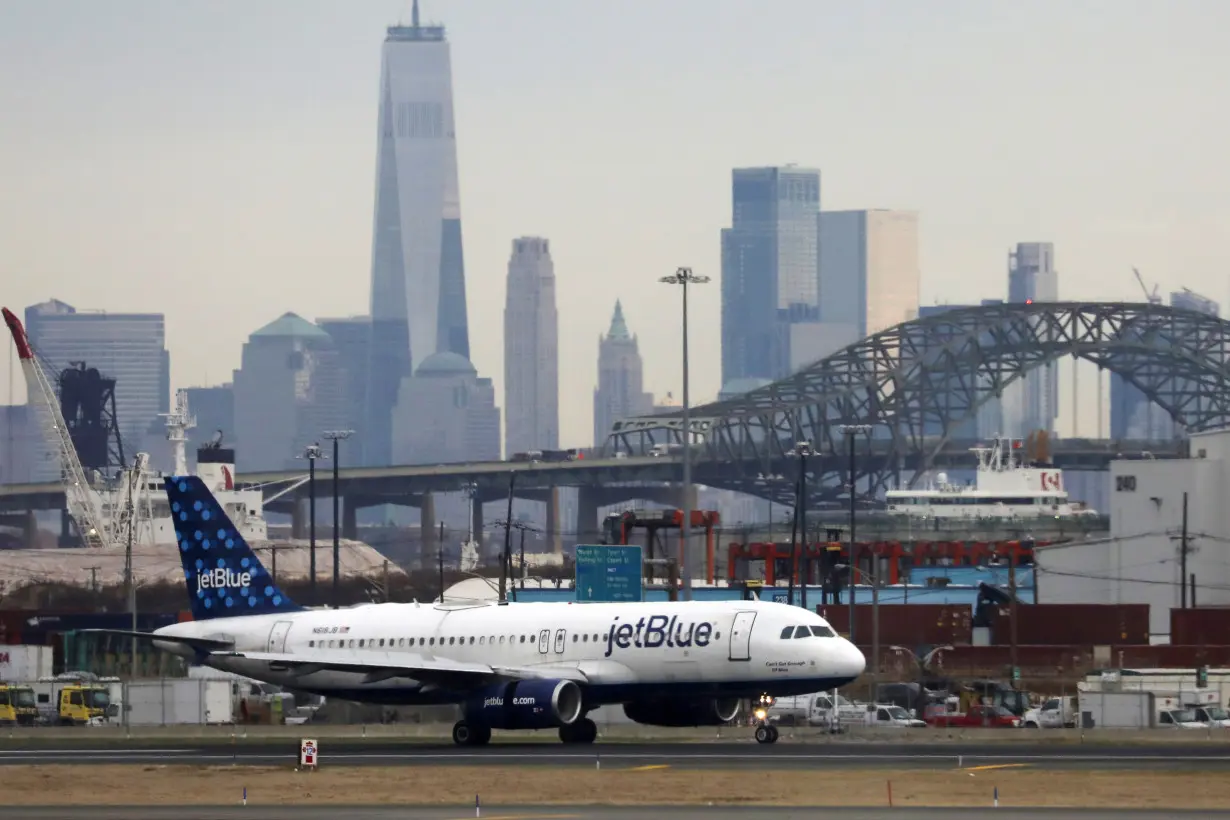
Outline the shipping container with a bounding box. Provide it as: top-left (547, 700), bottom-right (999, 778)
top-left (819, 604), bottom-right (974, 646)
top-left (1170, 608), bottom-right (1230, 646)
top-left (0, 645), bottom-right (52, 680)
top-left (997, 605), bottom-right (1150, 646)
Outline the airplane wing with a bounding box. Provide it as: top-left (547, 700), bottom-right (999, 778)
top-left (219, 649), bottom-right (590, 688)
top-left (77, 629), bottom-right (235, 652)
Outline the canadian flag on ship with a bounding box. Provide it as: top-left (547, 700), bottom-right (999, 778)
top-left (1040, 471), bottom-right (1061, 490)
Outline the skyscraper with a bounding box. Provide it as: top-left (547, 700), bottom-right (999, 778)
top-left (23, 298), bottom-right (170, 473)
top-left (503, 237), bottom-right (559, 457)
top-left (1111, 287), bottom-right (1219, 440)
top-left (1003, 243), bottom-right (1059, 435)
top-left (365, 1), bottom-right (469, 467)
top-left (593, 302), bottom-right (653, 448)
top-left (232, 313), bottom-right (348, 472)
top-left (818, 209), bottom-right (921, 338)
top-left (720, 166), bottom-right (822, 385)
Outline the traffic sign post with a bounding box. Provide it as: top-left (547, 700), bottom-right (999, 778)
top-left (299, 737), bottom-right (318, 769)
top-left (575, 545), bottom-right (643, 602)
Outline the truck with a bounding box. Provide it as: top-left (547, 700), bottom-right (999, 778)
top-left (925, 704), bottom-right (1022, 728)
top-left (0, 682), bottom-right (38, 725)
top-left (1022, 696), bottom-right (1077, 729)
top-left (32, 676), bottom-right (117, 725)
top-left (864, 704), bottom-right (926, 728)
top-left (767, 690), bottom-right (866, 728)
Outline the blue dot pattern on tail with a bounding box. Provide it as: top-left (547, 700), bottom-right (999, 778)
top-left (164, 475), bottom-right (301, 621)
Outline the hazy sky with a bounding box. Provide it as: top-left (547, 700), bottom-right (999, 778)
top-left (2, 0), bottom-right (1228, 447)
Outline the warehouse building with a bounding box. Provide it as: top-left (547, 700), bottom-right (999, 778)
top-left (1036, 427), bottom-right (1230, 641)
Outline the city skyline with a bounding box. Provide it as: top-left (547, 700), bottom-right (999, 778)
top-left (2, 0), bottom-right (1228, 446)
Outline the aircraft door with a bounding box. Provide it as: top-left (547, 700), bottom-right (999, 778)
top-left (267, 621), bottom-right (293, 653)
top-left (728, 611), bottom-right (756, 662)
top-left (553, 629), bottom-right (566, 654)
top-left (538, 629), bottom-right (551, 654)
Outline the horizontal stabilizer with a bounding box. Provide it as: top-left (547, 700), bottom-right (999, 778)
top-left (77, 629), bottom-right (235, 652)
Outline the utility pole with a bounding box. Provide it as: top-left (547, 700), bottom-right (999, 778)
top-left (323, 430), bottom-right (353, 609)
top-left (1009, 545), bottom-right (1019, 687)
top-left (519, 525), bottom-right (527, 591)
top-left (499, 472), bottom-right (515, 605)
top-left (786, 471), bottom-right (801, 607)
top-left (382, 559), bottom-right (390, 603)
top-left (1180, 491), bottom-right (1189, 609)
top-left (438, 546), bottom-right (445, 604)
top-left (839, 424), bottom-right (872, 640)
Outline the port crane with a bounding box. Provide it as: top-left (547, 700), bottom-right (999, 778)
top-left (1132, 267), bottom-right (1162, 304)
top-left (3, 308), bottom-right (111, 547)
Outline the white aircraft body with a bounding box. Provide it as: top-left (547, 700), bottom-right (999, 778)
top-left (88, 476), bottom-right (865, 746)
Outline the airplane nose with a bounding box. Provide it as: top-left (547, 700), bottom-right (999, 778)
top-left (837, 638), bottom-right (866, 679)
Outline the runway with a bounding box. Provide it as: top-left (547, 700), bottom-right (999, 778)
top-left (3, 741), bottom-right (1230, 770)
top-left (0, 808), bottom-right (1226, 820)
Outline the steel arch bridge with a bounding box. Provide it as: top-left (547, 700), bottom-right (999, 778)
top-left (606, 302), bottom-right (1230, 505)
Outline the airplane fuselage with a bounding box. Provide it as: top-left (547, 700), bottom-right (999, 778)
top-left (154, 598), bottom-right (864, 706)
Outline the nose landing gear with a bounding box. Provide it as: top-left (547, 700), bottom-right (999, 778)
top-left (752, 693), bottom-right (779, 744)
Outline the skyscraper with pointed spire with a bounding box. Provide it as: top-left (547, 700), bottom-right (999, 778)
top-left (593, 301), bottom-right (653, 448)
top-left (503, 237), bottom-right (559, 457)
top-left (364, 0), bottom-right (470, 466)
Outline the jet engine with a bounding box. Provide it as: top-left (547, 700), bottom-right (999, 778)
top-left (622, 696), bottom-right (742, 727)
top-left (463, 679), bottom-right (583, 730)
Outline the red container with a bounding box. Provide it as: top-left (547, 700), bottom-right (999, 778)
top-left (1170, 608), bottom-right (1230, 646)
top-left (819, 605), bottom-right (974, 647)
top-left (1006, 605), bottom-right (1149, 646)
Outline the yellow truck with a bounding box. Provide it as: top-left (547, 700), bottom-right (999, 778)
top-left (0, 682), bottom-right (39, 726)
top-left (33, 677), bottom-right (116, 725)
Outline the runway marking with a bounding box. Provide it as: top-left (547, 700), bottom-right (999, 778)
top-left (627, 764), bottom-right (670, 771)
top-left (443, 815), bottom-right (585, 820)
top-left (0, 749), bottom-right (194, 756)
top-left (963, 763), bottom-right (1031, 772)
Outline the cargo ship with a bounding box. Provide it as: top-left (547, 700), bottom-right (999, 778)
top-left (885, 435), bottom-right (1097, 519)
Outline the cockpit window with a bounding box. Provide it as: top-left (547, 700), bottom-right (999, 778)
top-left (794, 626), bottom-right (811, 638)
top-left (780, 627), bottom-right (794, 639)
top-left (811, 625), bottom-right (836, 637)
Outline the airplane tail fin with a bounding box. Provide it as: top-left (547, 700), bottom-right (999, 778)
top-left (165, 475), bottom-right (303, 620)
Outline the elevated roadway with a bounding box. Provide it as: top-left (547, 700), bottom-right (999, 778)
top-left (0, 437), bottom-right (1183, 516)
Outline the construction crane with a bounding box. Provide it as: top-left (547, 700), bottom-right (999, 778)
top-left (2, 307), bottom-right (109, 548)
top-left (1133, 267), bottom-right (1162, 304)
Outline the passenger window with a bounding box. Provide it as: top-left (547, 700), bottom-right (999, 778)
top-left (359, 639), bottom-right (366, 647)
top-left (449, 637), bottom-right (456, 645)
top-left (519, 635), bottom-right (525, 643)
top-left (780, 627), bottom-right (794, 639)
top-left (582, 634), bottom-right (588, 642)
top-left (309, 640), bottom-right (315, 647)
top-left (469, 636), bottom-right (475, 644)
top-left (429, 638), bottom-right (435, 646)
top-left (480, 636), bottom-right (486, 645)
top-left (499, 636), bottom-right (505, 644)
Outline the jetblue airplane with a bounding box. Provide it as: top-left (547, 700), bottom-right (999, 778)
top-left (87, 475), bottom-right (865, 745)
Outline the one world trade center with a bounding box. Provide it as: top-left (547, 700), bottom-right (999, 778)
top-left (365, 1), bottom-right (470, 466)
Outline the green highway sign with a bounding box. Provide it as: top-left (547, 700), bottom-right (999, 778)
top-left (575, 544), bottom-right (642, 602)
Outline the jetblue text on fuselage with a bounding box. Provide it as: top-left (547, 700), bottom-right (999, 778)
top-left (483, 696), bottom-right (536, 707)
top-left (196, 567), bottom-right (252, 595)
top-left (603, 615), bottom-right (714, 657)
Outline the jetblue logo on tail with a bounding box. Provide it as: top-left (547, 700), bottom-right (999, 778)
top-left (197, 567), bottom-right (252, 595)
top-left (603, 615), bottom-right (714, 657)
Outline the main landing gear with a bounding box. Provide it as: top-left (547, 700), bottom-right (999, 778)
top-left (452, 720), bottom-right (492, 746)
top-left (559, 717), bottom-right (598, 744)
top-left (451, 717), bottom-right (598, 746)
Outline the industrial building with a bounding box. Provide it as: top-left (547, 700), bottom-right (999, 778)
top-left (1036, 426), bottom-right (1230, 640)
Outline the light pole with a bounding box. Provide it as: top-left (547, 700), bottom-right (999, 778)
top-left (838, 424), bottom-right (872, 639)
top-left (786, 441), bottom-right (815, 609)
top-left (835, 561), bottom-right (881, 702)
top-left (322, 430), bottom-right (354, 609)
top-left (660, 266), bottom-right (709, 601)
top-left (297, 443), bottom-right (325, 606)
